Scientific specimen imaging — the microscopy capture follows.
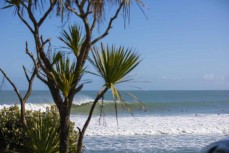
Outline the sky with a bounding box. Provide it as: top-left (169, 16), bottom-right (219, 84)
top-left (0, 0), bottom-right (229, 90)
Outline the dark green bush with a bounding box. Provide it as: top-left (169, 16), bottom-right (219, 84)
top-left (0, 105), bottom-right (78, 153)
top-left (0, 105), bottom-right (23, 152)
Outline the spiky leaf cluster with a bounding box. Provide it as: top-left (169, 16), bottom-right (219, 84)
top-left (89, 44), bottom-right (140, 88)
top-left (89, 44), bottom-right (140, 116)
top-left (51, 52), bottom-right (82, 98)
top-left (58, 25), bottom-right (84, 57)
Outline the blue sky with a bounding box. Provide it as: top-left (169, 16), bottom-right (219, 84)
top-left (0, 0), bottom-right (229, 90)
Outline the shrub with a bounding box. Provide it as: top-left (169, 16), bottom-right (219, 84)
top-left (0, 105), bottom-right (78, 153)
top-left (0, 105), bottom-right (23, 152)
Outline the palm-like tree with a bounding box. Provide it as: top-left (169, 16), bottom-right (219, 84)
top-left (76, 43), bottom-right (140, 152)
top-left (89, 44), bottom-right (140, 106)
top-left (2, 1), bottom-right (145, 153)
top-left (51, 53), bottom-right (83, 98)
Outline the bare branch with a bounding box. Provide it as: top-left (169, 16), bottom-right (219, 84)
top-left (38, 0), bottom-right (58, 27)
top-left (75, 0), bottom-right (80, 8)
top-left (25, 42), bottom-right (36, 67)
top-left (27, 0), bottom-right (38, 29)
top-left (90, 14), bottom-right (97, 32)
top-left (0, 77), bottom-right (5, 90)
top-left (91, 2), bottom-right (124, 45)
top-left (80, 0), bottom-right (87, 7)
top-left (41, 36), bottom-right (51, 47)
top-left (74, 1), bottom-right (93, 73)
top-left (0, 68), bottom-right (23, 102)
top-left (66, 5), bottom-right (81, 17)
top-left (25, 42), bottom-right (48, 84)
top-left (23, 66), bottom-right (30, 82)
top-left (77, 127), bottom-right (81, 133)
top-left (17, 8), bottom-right (34, 34)
top-left (85, 1), bottom-right (92, 16)
top-left (37, 71), bottom-right (48, 84)
top-left (23, 68), bottom-right (36, 102)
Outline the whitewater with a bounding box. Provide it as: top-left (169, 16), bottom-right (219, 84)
top-left (72, 114), bottom-right (229, 136)
top-left (1, 90), bottom-right (229, 152)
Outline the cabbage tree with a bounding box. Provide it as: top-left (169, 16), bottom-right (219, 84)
top-left (2, 0), bottom-right (145, 153)
top-left (78, 43), bottom-right (140, 151)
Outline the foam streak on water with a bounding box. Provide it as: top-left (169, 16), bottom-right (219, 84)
top-left (83, 135), bottom-right (227, 153)
top-left (71, 114), bottom-right (229, 136)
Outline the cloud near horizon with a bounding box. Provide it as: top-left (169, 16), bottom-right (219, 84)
top-left (202, 74), bottom-right (228, 82)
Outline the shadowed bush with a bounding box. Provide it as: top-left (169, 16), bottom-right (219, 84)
top-left (0, 105), bottom-right (78, 153)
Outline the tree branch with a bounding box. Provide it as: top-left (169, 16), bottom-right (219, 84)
top-left (17, 7), bottom-right (34, 34)
top-left (0, 68), bottom-right (23, 102)
top-left (37, 71), bottom-right (48, 84)
top-left (23, 66), bottom-right (30, 82)
top-left (91, 2), bottom-right (124, 45)
top-left (25, 42), bottom-right (48, 84)
top-left (41, 36), bottom-right (51, 47)
top-left (66, 5), bottom-right (81, 17)
top-left (90, 14), bottom-right (97, 32)
top-left (27, 0), bottom-right (38, 30)
top-left (80, 0), bottom-right (87, 8)
top-left (74, 0), bottom-right (93, 76)
top-left (38, 0), bottom-right (58, 27)
top-left (23, 68), bottom-right (36, 102)
top-left (85, 1), bottom-right (92, 16)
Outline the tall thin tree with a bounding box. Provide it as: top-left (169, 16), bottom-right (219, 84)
top-left (2, 0), bottom-right (144, 152)
top-left (0, 42), bottom-right (37, 127)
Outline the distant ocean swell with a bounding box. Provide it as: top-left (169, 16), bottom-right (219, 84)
top-left (1, 99), bottom-right (228, 115)
top-left (1, 101), bottom-right (229, 137)
top-left (1, 90), bottom-right (229, 135)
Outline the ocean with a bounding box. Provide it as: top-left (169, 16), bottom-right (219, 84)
top-left (0, 90), bottom-right (229, 153)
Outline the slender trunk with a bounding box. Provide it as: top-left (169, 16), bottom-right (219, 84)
top-left (77, 87), bottom-right (108, 153)
top-left (20, 101), bottom-right (27, 127)
top-left (77, 133), bottom-right (83, 153)
top-left (59, 105), bottom-right (71, 153)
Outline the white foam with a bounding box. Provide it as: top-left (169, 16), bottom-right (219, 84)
top-left (71, 114), bottom-right (229, 136)
top-left (72, 96), bottom-right (94, 105)
top-left (0, 103), bottom-right (51, 112)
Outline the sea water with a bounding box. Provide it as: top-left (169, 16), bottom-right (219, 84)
top-left (0, 90), bottom-right (229, 153)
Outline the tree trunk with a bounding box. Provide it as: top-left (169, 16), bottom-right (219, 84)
top-left (21, 101), bottom-right (27, 127)
top-left (77, 132), bottom-right (83, 153)
top-left (59, 105), bottom-right (71, 153)
top-left (76, 87), bottom-right (108, 153)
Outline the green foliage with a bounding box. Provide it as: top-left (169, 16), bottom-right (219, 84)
top-left (51, 53), bottom-right (83, 98)
top-left (90, 0), bottom-right (145, 22)
top-left (0, 105), bottom-right (23, 151)
top-left (88, 44), bottom-right (141, 116)
top-left (0, 105), bottom-right (78, 153)
top-left (58, 25), bottom-right (84, 57)
top-left (51, 26), bottom-right (86, 98)
top-left (89, 44), bottom-right (140, 87)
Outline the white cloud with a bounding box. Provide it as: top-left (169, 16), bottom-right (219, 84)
top-left (160, 76), bottom-right (181, 80)
top-left (202, 74), bottom-right (227, 82)
top-left (161, 76), bottom-right (168, 80)
top-left (203, 74), bottom-right (215, 81)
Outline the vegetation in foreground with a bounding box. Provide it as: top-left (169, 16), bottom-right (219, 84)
top-left (1, 0), bottom-right (144, 152)
top-left (0, 105), bottom-right (78, 153)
